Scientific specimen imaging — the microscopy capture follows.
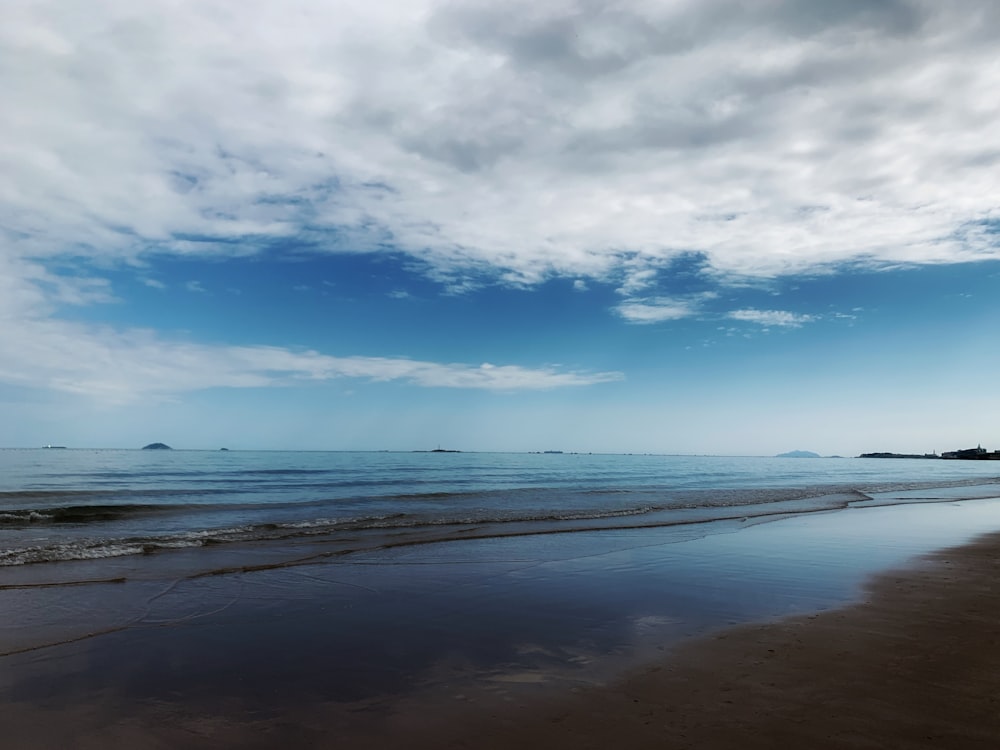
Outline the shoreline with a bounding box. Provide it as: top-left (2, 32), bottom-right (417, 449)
top-left (6, 479), bottom-right (1000, 573)
top-left (3, 498), bottom-right (1000, 747)
top-left (406, 529), bottom-right (1000, 749)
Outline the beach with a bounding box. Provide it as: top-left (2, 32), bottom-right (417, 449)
top-left (3, 494), bottom-right (1000, 748)
top-left (406, 528), bottom-right (1000, 750)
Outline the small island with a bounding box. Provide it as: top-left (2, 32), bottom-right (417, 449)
top-left (776, 450), bottom-right (820, 458)
top-left (859, 451), bottom-right (938, 459)
top-left (142, 443), bottom-right (172, 450)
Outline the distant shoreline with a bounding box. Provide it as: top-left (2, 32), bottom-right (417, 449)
top-left (861, 447), bottom-right (1000, 460)
top-left (8, 446), bottom-right (1000, 460)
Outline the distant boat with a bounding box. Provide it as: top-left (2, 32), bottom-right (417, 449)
top-left (413, 446), bottom-right (462, 453)
top-left (43, 445), bottom-right (67, 449)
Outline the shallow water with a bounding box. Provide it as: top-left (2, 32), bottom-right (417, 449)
top-left (2, 449), bottom-right (998, 568)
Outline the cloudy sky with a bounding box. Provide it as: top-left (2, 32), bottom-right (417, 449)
top-left (3, 0), bottom-right (999, 454)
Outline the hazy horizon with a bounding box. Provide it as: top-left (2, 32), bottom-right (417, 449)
top-left (8, 446), bottom-right (851, 456)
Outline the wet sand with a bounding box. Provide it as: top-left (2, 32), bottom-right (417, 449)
top-left (401, 531), bottom-right (1000, 749)
top-left (3, 501), bottom-right (1000, 748)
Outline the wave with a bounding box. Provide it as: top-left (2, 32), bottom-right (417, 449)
top-left (3, 478), bottom-right (999, 568)
top-left (0, 495), bottom-right (852, 567)
top-left (0, 477), bottom-right (481, 504)
top-left (0, 504), bottom-right (190, 525)
top-left (0, 504), bottom-right (687, 566)
top-left (0, 488), bottom-right (239, 503)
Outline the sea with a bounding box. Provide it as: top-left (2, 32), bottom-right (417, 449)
top-left (3, 448), bottom-right (1000, 570)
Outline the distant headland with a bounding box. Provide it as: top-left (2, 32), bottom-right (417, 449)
top-left (860, 445), bottom-right (1000, 460)
top-left (142, 443), bottom-right (172, 450)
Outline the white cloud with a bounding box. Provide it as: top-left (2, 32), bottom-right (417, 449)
top-left (0, 317), bottom-right (622, 404)
top-left (3, 0), bottom-right (1000, 289)
top-left (616, 298), bottom-right (695, 324)
top-left (728, 308), bottom-right (816, 328)
top-left (0, 255), bottom-right (621, 401)
top-left (0, 255), bottom-right (111, 317)
top-left (616, 267), bottom-right (660, 296)
top-left (616, 302), bottom-right (692, 323)
top-left (616, 291), bottom-right (717, 323)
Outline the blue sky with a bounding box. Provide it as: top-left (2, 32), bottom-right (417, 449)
top-left (2, 1), bottom-right (999, 455)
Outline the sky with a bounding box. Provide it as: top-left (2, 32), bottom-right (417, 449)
top-left (2, 0), bottom-right (999, 455)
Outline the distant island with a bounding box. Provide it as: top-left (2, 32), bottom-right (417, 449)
top-left (142, 443), bottom-right (172, 450)
top-left (412, 448), bottom-right (462, 453)
top-left (776, 450), bottom-right (820, 458)
top-left (859, 451), bottom-right (939, 459)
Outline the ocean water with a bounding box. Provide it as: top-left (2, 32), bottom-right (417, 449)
top-left (5, 448), bottom-right (1000, 743)
top-left (2, 448), bottom-right (999, 568)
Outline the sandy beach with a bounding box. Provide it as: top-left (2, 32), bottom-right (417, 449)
top-left (3, 499), bottom-right (1000, 748)
top-left (398, 531), bottom-right (1000, 749)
